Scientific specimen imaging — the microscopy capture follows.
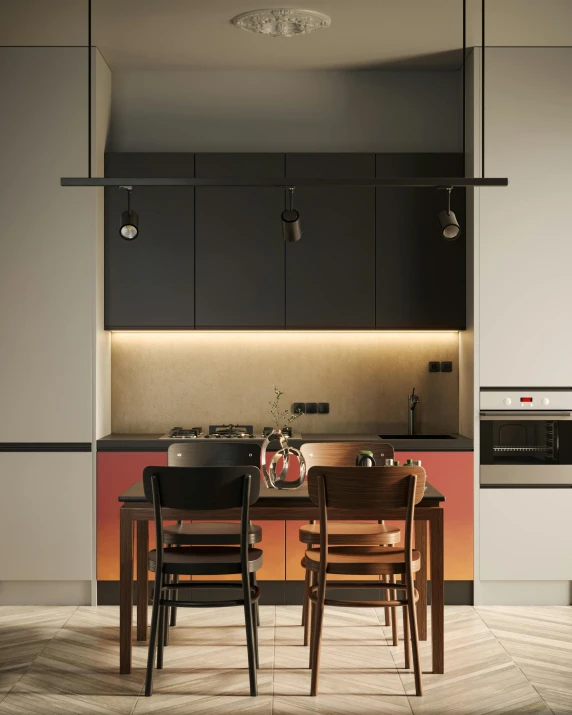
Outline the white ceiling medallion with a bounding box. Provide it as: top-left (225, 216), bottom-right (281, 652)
top-left (231, 8), bottom-right (331, 38)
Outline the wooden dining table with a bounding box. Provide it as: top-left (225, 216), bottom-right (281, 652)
top-left (117, 481), bottom-right (445, 675)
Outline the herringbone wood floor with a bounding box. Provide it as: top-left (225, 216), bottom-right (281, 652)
top-left (0, 605), bottom-right (570, 714)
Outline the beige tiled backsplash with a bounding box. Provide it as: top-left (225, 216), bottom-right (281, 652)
top-left (111, 332), bottom-right (459, 435)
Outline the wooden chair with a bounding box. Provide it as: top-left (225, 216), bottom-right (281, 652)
top-left (143, 465), bottom-right (263, 697)
top-left (165, 443), bottom-right (262, 632)
top-left (305, 465), bottom-right (426, 697)
top-left (298, 442), bottom-right (401, 646)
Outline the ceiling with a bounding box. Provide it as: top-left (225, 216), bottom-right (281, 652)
top-left (1, 0), bottom-right (571, 71)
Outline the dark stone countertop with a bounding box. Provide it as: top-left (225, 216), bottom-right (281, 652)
top-left (97, 432), bottom-right (472, 452)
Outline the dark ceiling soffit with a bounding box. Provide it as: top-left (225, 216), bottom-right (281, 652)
top-left (61, 177), bottom-right (508, 187)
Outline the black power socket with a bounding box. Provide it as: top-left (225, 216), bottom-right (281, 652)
top-left (441, 361), bottom-right (453, 373)
top-left (428, 361), bottom-right (440, 372)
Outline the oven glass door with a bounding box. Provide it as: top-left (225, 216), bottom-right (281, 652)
top-left (481, 416), bottom-right (572, 466)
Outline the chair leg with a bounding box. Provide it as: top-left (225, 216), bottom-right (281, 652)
top-left (144, 575), bottom-right (162, 696)
top-left (305, 569), bottom-right (316, 648)
top-left (391, 575), bottom-right (399, 647)
top-left (169, 574), bottom-right (179, 627)
top-left (301, 564), bottom-right (309, 628)
top-left (383, 575), bottom-right (391, 627)
top-left (406, 575), bottom-right (423, 696)
top-left (252, 572), bottom-right (260, 627)
top-left (403, 605), bottom-right (411, 670)
top-left (157, 602), bottom-right (165, 670)
top-left (310, 572), bottom-right (326, 696)
top-left (249, 572), bottom-right (259, 669)
top-left (162, 581), bottom-right (170, 647)
top-left (242, 570), bottom-right (258, 696)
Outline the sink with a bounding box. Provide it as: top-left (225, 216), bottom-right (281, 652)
top-left (379, 434), bottom-right (456, 440)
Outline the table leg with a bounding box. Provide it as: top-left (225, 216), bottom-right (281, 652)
top-left (429, 508), bottom-right (444, 674)
top-left (415, 519), bottom-right (428, 641)
top-left (136, 519), bottom-right (149, 642)
top-left (120, 509), bottom-right (134, 674)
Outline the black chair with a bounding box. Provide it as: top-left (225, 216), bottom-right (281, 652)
top-left (165, 443), bottom-right (263, 631)
top-left (143, 465), bottom-right (263, 697)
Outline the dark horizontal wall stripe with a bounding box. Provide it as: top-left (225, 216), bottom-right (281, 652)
top-left (0, 443), bottom-right (92, 452)
top-left (97, 580), bottom-right (473, 607)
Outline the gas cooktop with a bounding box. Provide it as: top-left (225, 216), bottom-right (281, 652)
top-left (160, 425), bottom-right (299, 440)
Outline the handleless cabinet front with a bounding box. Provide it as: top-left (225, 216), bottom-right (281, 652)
top-left (480, 48), bottom-right (572, 386)
top-left (105, 153), bottom-right (195, 329)
top-left (480, 488), bottom-right (572, 580)
top-left (0, 452), bottom-right (93, 580)
top-left (375, 153), bottom-right (466, 330)
top-left (195, 154), bottom-right (285, 328)
top-left (285, 154), bottom-right (375, 329)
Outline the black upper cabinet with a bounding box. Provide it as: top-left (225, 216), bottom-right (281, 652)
top-left (194, 154), bottom-right (285, 329)
top-left (104, 152), bottom-right (466, 331)
top-left (375, 154), bottom-right (466, 330)
top-left (285, 154), bottom-right (376, 329)
top-left (104, 153), bottom-right (195, 329)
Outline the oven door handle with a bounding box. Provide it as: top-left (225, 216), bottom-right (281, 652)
top-left (480, 410), bottom-right (571, 418)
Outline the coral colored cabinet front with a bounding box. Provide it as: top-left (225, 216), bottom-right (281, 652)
top-left (97, 450), bottom-right (473, 585)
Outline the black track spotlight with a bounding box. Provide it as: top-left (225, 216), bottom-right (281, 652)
top-left (281, 187), bottom-right (302, 242)
top-left (438, 187), bottom-right (461, 240)
top-left (119, 186), bottom-right (139, 240)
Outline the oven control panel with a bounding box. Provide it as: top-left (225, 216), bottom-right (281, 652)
top-left (480, 389), bottom-right (572, 411)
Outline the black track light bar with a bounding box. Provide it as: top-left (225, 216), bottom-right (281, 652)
top-left (61, 176), bottom-right (508, 188)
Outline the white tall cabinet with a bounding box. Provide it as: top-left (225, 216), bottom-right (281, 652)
top-left (0, 48), bottom-right (110, 605)
top-left (480, 48), bottom-right (572, 388)
top-left (475, 48), bottom-right (572, 605)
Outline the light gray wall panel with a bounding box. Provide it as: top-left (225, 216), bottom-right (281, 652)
top-left (109, 70), bottom-right (462, 153)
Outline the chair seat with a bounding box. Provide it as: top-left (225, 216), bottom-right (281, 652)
top-left (148, 547), bottom-right (263, 576)
top-left (164, 522), bottom-right (262, 545)
top-left (304, 547), bottom-right (421, 576)
top-left (299, 521), bottom-right (401, 546)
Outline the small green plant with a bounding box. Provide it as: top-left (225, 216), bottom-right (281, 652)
top-left (269, 385), bottom-right (303, 429)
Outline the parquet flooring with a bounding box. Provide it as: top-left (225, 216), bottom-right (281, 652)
top-left (0, 605), bottom-right (570, 714)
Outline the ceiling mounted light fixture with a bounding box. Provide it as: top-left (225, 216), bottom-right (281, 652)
top-left (438, 187), bottom-right (461, 240)
top-left (282, 187), bottom-right (302, 242)
top-left (231, 8), bottom-right (331, 38)
top-left (119, 186), bottom-right (139, 240)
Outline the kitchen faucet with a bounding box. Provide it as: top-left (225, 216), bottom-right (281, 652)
top-left (408, 387), bottom-right (419, 435)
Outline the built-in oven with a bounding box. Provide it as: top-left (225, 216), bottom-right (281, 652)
top-left (480, 388), bottom-right (572, 485)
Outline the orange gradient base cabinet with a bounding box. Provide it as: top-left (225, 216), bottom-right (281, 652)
top-left (285, 451), bottom-right (474, 582)
top-left (97, 450), bottom-right (473, 585)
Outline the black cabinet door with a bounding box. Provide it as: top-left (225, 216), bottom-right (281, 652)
top-left (285, 154), bottom-right (375, 329)
top-left (195, 154), bottom-right (285, 328)
top-left (375, 154), bottom-right (466, 330)
top-left (104, 153), bottom-right (195, 328)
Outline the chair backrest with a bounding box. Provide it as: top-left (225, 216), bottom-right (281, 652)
top-left (168, 442), bottom-right (261, 468)
top-left (143, 465), bottom-right (261, 510)
top-left (307, 465), bottom-right (427, 576)
top-left (307, 466), bottom-right (426, 510)
top-left (300, 442), bottom-right (394, 471)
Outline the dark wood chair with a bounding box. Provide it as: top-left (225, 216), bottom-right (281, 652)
top-left (305, 465), bottom-right (426, 697)
top-left (165, 442), bottom-right (262, 631)
top-left (143, 465), bottom-right (263, 697)
top-left (298, 442), bottom-right (401, 646)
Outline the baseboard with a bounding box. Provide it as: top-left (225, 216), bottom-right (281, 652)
top-left (97, 580), bottom-right (474, 606)
top-left (0, 580), bottom-right (91, 605)
top-left (478, 581), bottom-right (572, 606)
